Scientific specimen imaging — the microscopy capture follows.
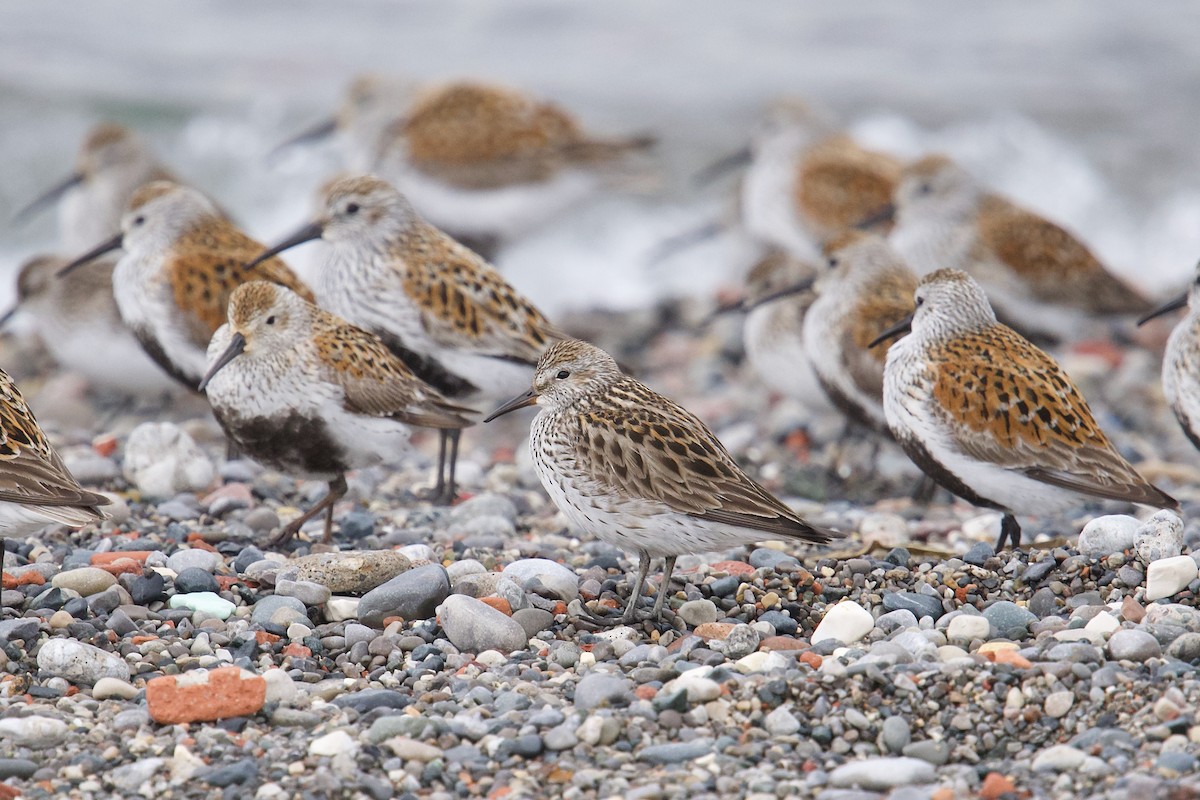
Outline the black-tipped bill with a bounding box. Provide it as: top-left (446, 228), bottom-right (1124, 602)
top-left (198, 332), bottom-right (246, 392)
top-left (0, 306), bottom-right (17, 328)
top-left (1137, 293), bottom-right (1188, 326)
top-left (693, 146), bottom-right (753, 187)
top-left (855, 202), bottom-right (896, 231)
top-left (867, 312), bottom-right (915, 349)
top-left (12, 172), bottom-right (84, 225)
top-left (57, 233), bottom-right (124, 278)
top-left (483, 389), bottom-right (539, 423)
top-left (246, 221), bottom-right (324, 269)
top-left (267, 117), bottom-right (338, 162)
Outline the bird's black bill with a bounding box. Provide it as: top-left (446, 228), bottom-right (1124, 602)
top-left (868, 312), bottom-right (915, 348)
top-left (645, 219), bottom-right (725, 266)
top-left (57, 233), bottom-right (124, 278)
top-left (198, 332), bottom-right (246, 391)
top-left (267, 117), bottom-right (338, 162)
top-left (746, 278), bottom-right (816, 312)
top-left (245, 221), bottom-right (324, 269)
top-left (0, 306), bottom-right (17, 328)
top-left (483, 389), bottom-right (539, 423)
top-left (1137, 293), bottom-right (1188, 326)
top-left (855, 202), bottom-right (896, 231)
top-left (693, 146), bottom-right (753, 187)
top-left (12, 172), bottom-right (84, 225)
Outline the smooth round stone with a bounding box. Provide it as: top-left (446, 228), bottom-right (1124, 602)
top-left (0, 716), bottom-right (68, 748)
top-left (166, 549), bottom-right (223, 574)
top-left (829, 757), bottom-right (935, 789)
top-left (664, 671), bottom-right (721, 703)
top-left (1044, 690), bottom-right (1074, 718)
top-left (36, 638), bottom-right (130, 685)
top-left (0, 759), bottom-right (37, 780)
top-left (637, 740), bottom-right (714, 764)
top-left (502, 559), bottom-right (578, 600)
top-left (678, 599), bottom-right (719, 627)
top-left (721, 624), bottom-right (761, 658)
top-left (326, 597), bottom-right (360, 622)
top-left (51, 567), bottom-right (116, 597)
top-left (397, 543), bottom-right (435, 563)
top-left (880, 716), bottom-right (911, 754)
top-left (445, 559), bottom-right (486, 581)
top-left (275, 578), bottom-right (332, 606)
top-left (243, 508), bottom-right (280, 533)
top-left (1166, 632), bottom-right (1200, 662)
top-left (92, 677), bottom-right (138, 700)
top-left (130, 573), bottom-right (166, 605)
top-left (947, 614), bottom-right (991, 641)
top-left (882, 592), bottom-right (943, 620)
top-left (251, 595), bottom-right (307, 625)
top-left (309, 730), bottom-right (359, 758)
top-left (962, 541), bottom-right (995, 567)
top-left (982, 601), bottom-right (1037, 636)
top-left (764, 706), bottom-right (801, 736)
top-left (358, 564), bottom-right (450, 626)
top-left (1134, 510), bottom-right (1184, 565)
top-left (891, 630), bottom-right (937, 661)
top-left (812, 599), bottom-right (873, 645)
top-left (759, 610), bottom-right (798, 635)
top-left (512, 608), bottom-right (554, 639)
top-left (1077, 515), bottom-right (1140, 557)
top-left (875, 609), bottom-right (919, 634)
top-left (748, 548), bottom-right (799, 571)
top-left (438, 594), bottom-right (527, 653)
top-left (170, 592), bottom-right (236, 620)
top-left (48, 610), bottom-right (74, 629)
top-left (1032, 744), bottom-right (1086, 771)
top-left (1145, 555), bottom-right (1199, 602)
top-left (574, 671), bottom-right (634, 711)
top-left (1107, 629), bottom-right (1162, 661)
top-left (288, 550), bottom-right (412, 593)
top-left (450, 493), bottom-right (517, 524)
top-left (174, 567), bottom-right (219, 594)
top-left (452, 573), bottom-right (526, 611)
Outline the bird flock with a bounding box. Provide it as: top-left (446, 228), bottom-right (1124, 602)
top-left (1, 75), bottom-right (1190, 624)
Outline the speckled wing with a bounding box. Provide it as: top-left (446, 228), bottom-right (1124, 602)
top-left (398, 225), bottom-right (564, 364)
top-left (168, 222), bottom-right (316, 348)
top-left (842, 269), bottom-right (917, 402)
top-left (313, 316), bottom-right (475, 430)
top-left (398, 83), bottom-right (581, 188)
top-left (974, 196), bottom-right (1152, 315)
top-left (795, 136), bottom-right (900, 235)
top-left (0, 372), bottom-right (109, 511)
top-left (926, 325), bottom-right (1175, 507)
top-left (573, 379), bottom-right (837, 543)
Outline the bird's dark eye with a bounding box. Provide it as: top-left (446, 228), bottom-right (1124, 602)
top-left (556, 370), bottom-right (570, 380)
top-left (918, 182), bottom-right (932, 195)
top-left (916, 297), bottom-right (925, 307)
top-left (346, 203), bottom-right (360, 215)
top-left (133, 215), bottom-right (145, 226)
top-left (827, 257), bottom-right (839, 269)
top-left (266, 315), bottom-right (276, 325)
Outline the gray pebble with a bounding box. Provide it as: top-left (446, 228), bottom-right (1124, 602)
top-left (358, 563), bottom-right (450, 626)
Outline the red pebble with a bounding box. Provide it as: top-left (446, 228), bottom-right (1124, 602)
top-left (146, 667), bottom-right (266, 724)
top-left (710, 560), bottom-right (755, 576)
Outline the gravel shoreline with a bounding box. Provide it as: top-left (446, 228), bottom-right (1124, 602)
top-left (2, 311), bottom-right (1199, 800)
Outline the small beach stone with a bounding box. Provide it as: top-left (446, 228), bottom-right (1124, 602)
top-left (358, 563), bottom-right (450, 626)
top-left (1134, 510), bottom-right (1184, 565)
top-left (51, 567), bottom-right (116, 596)
top-left (812, 599), bottom-right (874, 645)
top-left (275, 577), bottom-right (332, 606)
top-left (173, 567), bottom-right (219, 594)
top-left (574, 672), bottom-right (633, 710)
top-left (288, 550), bottom-right (412, 593)
top-left (678, 598), bottom-right (719, 627)
top-left (882, 591), bottom-right (942, 620)
top-left (92, 677), bottom-right (138, 700)
top-left (147, 667), bottom-right (266, 724)
top-left (0, 716), bottom-right (68, 748)
top-left (123, 422), bottom-right (215, 499)
top-left (828, 757), bottom-right (935, 790)
top-left (947, 614), bottom-right (990, 641)
top-left (37, 638), bottom-right (130, 685)
top-left (169, 592), bottom-right (235, 620)
top-left (1107, 629), bottom-right (1162, 661)
top-left (1145, 555), bottom-right (1198, 601)
top-left (438, 594), bottom-right (527, 653)
top-left (1078, 515), bottom-right (1140, 557)
top-left (982, 600), bottom-right (1037, 637)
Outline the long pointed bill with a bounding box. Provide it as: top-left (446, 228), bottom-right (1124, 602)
top-left (245, 221), bottom-right (324, 269)
top-left (855, 202), bottom-right (896, 231)
top-left (57, 233), bottom-right (124, 278)
top-left (12, 172), bottom-right (84, 224)
top-left (645, 219), bottom-right (725, 266)
top-left (0, 306), bottom-right (17, 328)
top-left (693, 146), bottom-right (753, 187)
top-left (1137, 293), bottom-right (1188, 326)
top-left (267, 117), bottom-right (338, 162)
top-left (868, 312), bottom-right (915, 348)
top-left (197, 332), bottom-right (246, 391)
top-left (746, 278), bottom-right (816, 312)
top-left (483, 389), bottom-right (539, 423)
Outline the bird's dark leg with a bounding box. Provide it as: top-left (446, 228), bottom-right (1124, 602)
top-left (650, 555), bottom-right (677, 621)
top-left (269, 474), bottom-right (348, 548)
top-left (430, 429), bottom-right (461, 505)
top-left (996, 513), bottom-right (1021, 551)
top-left (910, 474), bottom-right (938, 504)
top-left (581, 550), bottom-right (652, 627)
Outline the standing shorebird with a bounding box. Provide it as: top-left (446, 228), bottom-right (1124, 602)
top-left (803, 231), bottom-right (917, 432)
top-left (199, 282), bottom-right (473, 546)
top-left (729, 248), bottom-right (832, 415)
top-left (874, 269), bottom-right (1175, 550)
top-left (273, 75), bottom-right (653, 255)
top-left (246, 174), bottom-right (563, 502)
top-left (485, 338), bottom-right (838, 625)
top-left (1138, 262), bottom-right (1200, 451)
top-left (0, 367), bottom-right (109, 537)
top-left (0, 255), bottom-right (178, 397)
top-left (887, 154), bottom-right (1153, 342)
top-left (14, 122), bottom-right (176, 252)
top-left (56, 181), bottom-right (313, 391)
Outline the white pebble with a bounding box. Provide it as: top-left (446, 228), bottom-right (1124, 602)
top-left (812, 599), bottom-right (873, 645)
top-left (309, 729), bottom-right (359, 758)
top-left (1145, 555), bottom-right (1199, 601)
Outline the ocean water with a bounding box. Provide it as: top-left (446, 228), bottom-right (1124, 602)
top-left (2, 1), bottom-right (1200, 315)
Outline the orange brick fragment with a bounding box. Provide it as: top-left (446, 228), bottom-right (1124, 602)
top-left (759, 636), bottom-right (809, 651)
top-left (710, 560), bottom-right (755, 576)
top-left (92, 434), bottom-right (118, 457)
top-left (282, 643), bottom-right (311, 658)
top-left (635, 685), bottom-right (657, 701)
top-left (213, 576), bottom-right (240, 590)
top-left (255, 631), bottom-right (280, 645)
top-left (798, 651), bottom-right (823, 669)
top-left (183, 536), bottom-right (218, 552)
top-left (480, 597), bottom-right (512, 616)
top-left (146, 667), bottom-right (266, 724)
top-left (694, 622), bottom-right (735, 640)
top-left (986, 649), bottom-right (1033, 669)
top-left (92, 551), bottom-right (152, 565)
top-left (97, 558), bottom-right (143, 577)
top-left (980, 772), bottom-right (1016, 800)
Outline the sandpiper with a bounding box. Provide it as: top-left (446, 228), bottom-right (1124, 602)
top-left (14, 122), bottom-right (176, 252)
top-left (0, 367), bottom-right (109, 537)
top-left (485, 338), bottom-right (838, 625)
top-left (199, 282), bottom-right (473, 547)
top-left (803, 231), bottom-right (917, 432)
top-left (887, 154), bottom-right (1153, 342)
top-left (57, 181), bottom-right (313, 391)
top-left (1138, 262), bottom-right (1200, 451)
top-left (874, 268), bottom-right (1175, 550)
top-left (0, 255), bottom-right (178, 397)
top-left (246, 174), bottom-right (563, 502)
top-left (274, 76), bottom-right (653, 254)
